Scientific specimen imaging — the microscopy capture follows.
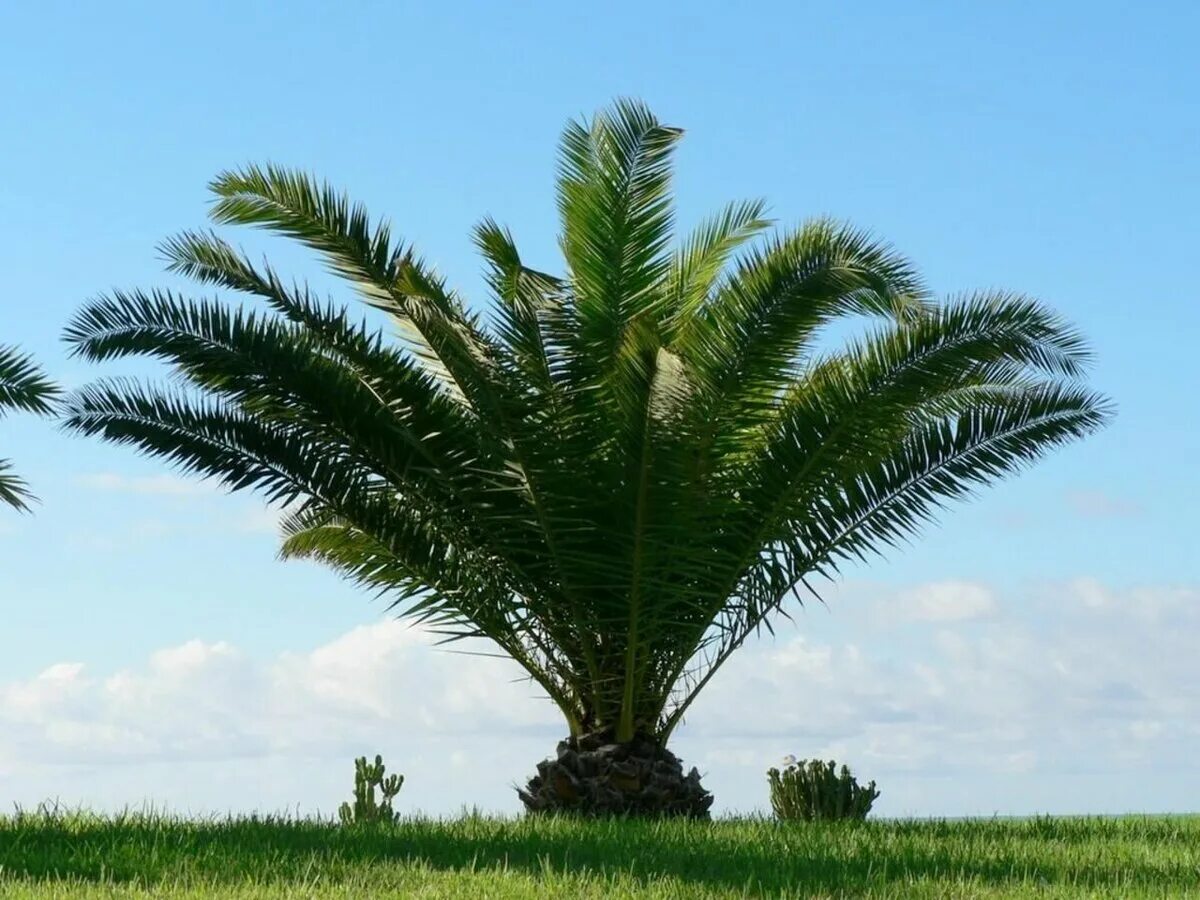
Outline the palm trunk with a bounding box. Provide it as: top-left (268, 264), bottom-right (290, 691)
top-left (517, 729), bottom-right (713, 818)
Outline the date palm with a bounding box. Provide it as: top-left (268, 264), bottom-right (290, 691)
top-left (63, 100), bottom-right (1110, 816)
top-left (0, 346), bottom-right (58, 510)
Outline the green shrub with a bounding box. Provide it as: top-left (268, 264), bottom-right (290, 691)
top-left (338, 754), bottom-right (404, 826)
top-left (767, 757), bottom-right (879, 821)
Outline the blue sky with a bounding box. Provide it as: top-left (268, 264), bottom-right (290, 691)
top-left (1, 1), bottom-right (1197, 817)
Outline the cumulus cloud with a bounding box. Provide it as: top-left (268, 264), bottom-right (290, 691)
top-left (682, 578), bottom-right (1200, 811)
top-left (1, 580), bottom-right (1198, 817)
top-left (880, 581), bottom-right (998, 622)
top-left (0, 622), bottom-right (558, 768)
top-left (0, 620), bottom-right (565, 815)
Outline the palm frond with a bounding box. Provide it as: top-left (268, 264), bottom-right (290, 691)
top-left (209, 165), bottom-right (500, 407)
top-left (676, 219), bottom-right (928, 404)
top-left (0, 346), bottom-right (58, 510)
top-left (0, 346), bottom-right (59, 416)
top-left (0, 460), bottom-right (35, 511)
top-left (666, 199), bottom-right (771, 336)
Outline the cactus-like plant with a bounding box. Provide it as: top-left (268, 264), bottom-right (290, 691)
top-left (338, 754), bottom-right (404, 826)
top-left (767, 756), bottom-right (879, 821)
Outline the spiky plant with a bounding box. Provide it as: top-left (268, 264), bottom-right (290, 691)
top-left (338, 754), bottom-right (404, 827)
top-left (0, 346), bottom-right (58, 510)
top-left (768, 757), bottom-right (879, 821)
top-left (62, 100), bottom-right (1110, 816)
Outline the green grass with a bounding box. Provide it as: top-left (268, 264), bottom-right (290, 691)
top-left (1, 810), bottom-right (1198, 898)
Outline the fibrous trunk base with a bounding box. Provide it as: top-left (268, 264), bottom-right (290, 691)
top-left (518, 732), bottom-right (713, 818)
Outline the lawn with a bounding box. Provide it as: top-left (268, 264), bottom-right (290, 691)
top-left (1, 811), bottom-right (1197, 898)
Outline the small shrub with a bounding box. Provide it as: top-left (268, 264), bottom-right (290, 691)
top-left (338, 754), bottom-right (404, 826)
top-left (767, 756), bottom-right (879, 821)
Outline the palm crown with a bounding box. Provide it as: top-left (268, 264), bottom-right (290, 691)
top-left (0, 346), bottom-right (58, 510)
top-left (64, 100), bottom-right (1109, 776)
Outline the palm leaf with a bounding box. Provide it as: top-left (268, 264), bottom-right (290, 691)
top-left (0, 345), bottom-right (58, 510)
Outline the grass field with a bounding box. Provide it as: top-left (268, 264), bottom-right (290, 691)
top-left (1, 810), bottom-right (1197, 898)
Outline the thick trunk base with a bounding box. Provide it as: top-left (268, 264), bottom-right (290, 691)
top-left (518, 732), bottom-right (713, 818)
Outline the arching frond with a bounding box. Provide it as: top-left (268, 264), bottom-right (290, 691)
top-left (0, 345), bottom-right (59, 510)
top-left (208, 164), bottom-right (499, 407)
top-left (0, 346), bottom-right (58, 416)
top-left (675, 220), bottom-right (929, 404)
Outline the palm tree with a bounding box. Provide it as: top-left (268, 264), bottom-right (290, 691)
top-left (63, 100), bottom-right (1110, 816)
top-left (0, 346), bottom-right (58, 510)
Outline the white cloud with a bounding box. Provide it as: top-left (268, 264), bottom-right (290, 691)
top-left (880, 580), bottom-right (997, 622)
top-left (1, 580), bottom-right (1198, 818)
top-left (0, 663), bottom-right (89, 718)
